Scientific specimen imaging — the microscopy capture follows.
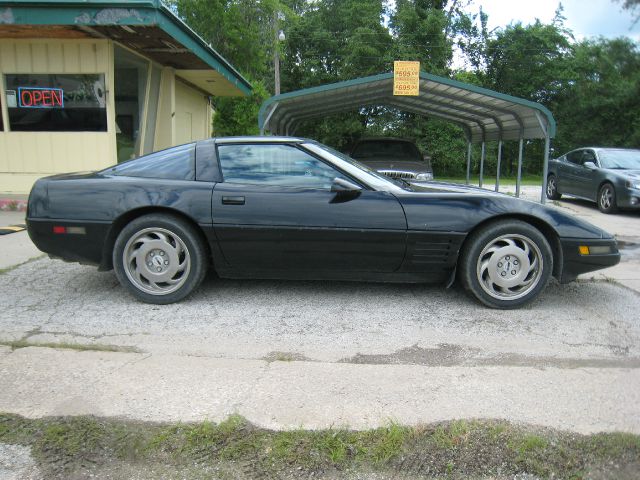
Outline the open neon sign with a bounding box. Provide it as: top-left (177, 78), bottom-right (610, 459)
top-left (18, 87), bottom-right (64, 108)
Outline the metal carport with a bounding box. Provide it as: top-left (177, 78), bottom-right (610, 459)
top-left (258, 72), bottom-right (556, 203)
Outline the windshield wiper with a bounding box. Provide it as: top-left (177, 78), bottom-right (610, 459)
top-left (396, 178), bottom-right (413, 189)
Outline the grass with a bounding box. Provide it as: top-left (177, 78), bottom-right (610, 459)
top-left (0, 339), bottom-right (140, 353)
top-left (0, 413), bottom-right (638, 479)
top-left (437, 174), bottom-right (542, 186)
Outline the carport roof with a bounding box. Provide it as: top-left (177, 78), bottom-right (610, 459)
top-left (259, 72), bottom-right (556, 143)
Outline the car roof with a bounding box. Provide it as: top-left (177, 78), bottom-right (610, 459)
top-left (212, 136), bottom-right (306, 144)
top-left (571, 147), bottom-right (640, 152)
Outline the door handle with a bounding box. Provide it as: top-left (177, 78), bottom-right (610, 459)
top-left (222, 196), bottom-right (245, 205)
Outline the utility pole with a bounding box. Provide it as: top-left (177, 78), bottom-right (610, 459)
top-left (274, 11), bottom-right (285, 96)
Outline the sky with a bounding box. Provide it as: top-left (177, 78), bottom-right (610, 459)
top-left (465, 0), bottom-right (640, 41)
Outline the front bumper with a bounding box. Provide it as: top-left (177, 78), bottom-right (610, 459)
top-left (617, 187), bottom-right (640, 209)
top-left (559, 237), bottom-right (620, 283)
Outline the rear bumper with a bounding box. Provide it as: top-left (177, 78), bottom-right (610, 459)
top-left (559, 237), bottom-right (620, 283)
top-left (27, 218), bottom-right (111, 267)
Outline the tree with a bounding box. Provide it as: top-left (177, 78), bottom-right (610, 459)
top-left (554, 38), bottom-right (640, 152)
top-left (280, 0), bottom-right (394, 148)
top-left (484, 21), bottom-right (573, 104)
top-left (170, 0), bottom-right (283, 82)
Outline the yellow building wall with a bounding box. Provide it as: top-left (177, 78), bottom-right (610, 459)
top-left (153, 72), bottom-right (213, 151)
top-left (0, 39), bottom-right (116, 194)
top-left (174, 79), bottom-right (211, 145)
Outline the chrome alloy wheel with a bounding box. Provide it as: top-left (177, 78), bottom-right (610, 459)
top-left (476, 234), bottom-right (543, 301)
top-left (122, 227), bottom-right (191, 296)
top-left (600, 186), bottom-right (613, 210)
top-left (546, 176), bottom-right (556, 197)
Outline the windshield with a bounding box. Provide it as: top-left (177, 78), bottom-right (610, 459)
top-left (304, 141), bottom-right (406, 188)
top-left (599, 150), bottom-right (640, 169)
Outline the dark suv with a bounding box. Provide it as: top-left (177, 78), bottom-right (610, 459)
top-left (348, 138), bottom-right (433, 181)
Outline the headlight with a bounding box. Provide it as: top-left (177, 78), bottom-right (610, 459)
top-left (625, 180), bottom-right (640, 189)
top-left (415, 172), bottom-right (433, 181)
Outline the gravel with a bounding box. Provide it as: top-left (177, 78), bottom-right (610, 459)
top-left (0, 443), bottom-right (42, 480)
top-left (0, 257), bottom-right (639, 366)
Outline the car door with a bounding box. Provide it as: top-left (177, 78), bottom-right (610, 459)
top-left (577, 149), bottom-right (599, 200)
top-left (558, 149), bottom-right (585, 196)
top-left (211, 142), bottom-right (407, 274)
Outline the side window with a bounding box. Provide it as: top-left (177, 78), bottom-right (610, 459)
top-left (566, 150), bottom-right (584, 165)
top-left (217, 144), bottom-right (351, 190)
top-left (106, 143), bottom-right (195, 180)
top-left (582, 150), bottom-right (597, 165)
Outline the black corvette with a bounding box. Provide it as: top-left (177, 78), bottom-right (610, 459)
top-left (27, 136), bottom-right (620, 308)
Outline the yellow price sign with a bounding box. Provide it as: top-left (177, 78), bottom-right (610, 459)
top-left (393, 61), bottom-right (420, 96)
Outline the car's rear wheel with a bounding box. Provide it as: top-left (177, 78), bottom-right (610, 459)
top-left (113, 214), bottom-right (208, 304)
top-left (546, 174), bottom-right (561, 200)
top-left (598, 183), bottom-right (618, 214)
top-left (459, 220), bottom-right (553, 309)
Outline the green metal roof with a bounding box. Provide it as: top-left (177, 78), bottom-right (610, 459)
top-left (259, 72), bottom-right (556, 143)
top-left (0, 0), bottom-right (252, 96)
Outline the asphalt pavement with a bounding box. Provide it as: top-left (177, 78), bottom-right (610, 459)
top-left (0, 187), bottom-right (639, 435)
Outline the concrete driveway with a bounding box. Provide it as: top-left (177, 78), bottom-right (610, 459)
top-left (0, 192), bottom-right (639, 435)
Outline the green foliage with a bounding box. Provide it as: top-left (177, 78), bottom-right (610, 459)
top-left (212, 81), bottom-right (269, 136)
top-left (484, 20), bottom-right (573, 104)
top-left (168, 0), bottom-right (639, 176)
top-left (282, 0), bottom-right (393, 88)
top-left (390, 0), bottom-right (453, 74)
top-left (553, 38), bottom-right (640, 152)
top-left (1, 414), bottom-right (640, 478)
top-left (169, 0), bottom-right (284, 82)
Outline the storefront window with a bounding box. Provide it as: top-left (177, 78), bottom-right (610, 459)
top-left (4, 74), bottom-right (107, 132)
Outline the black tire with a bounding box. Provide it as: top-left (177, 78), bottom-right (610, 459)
top-left (546, 174), bottom-right (561, 200)
top-left (113, 213), bottom-right (208, 304)
top-left (597, 183), bottom-right (618, 214)
top-left (459, 220), bottom-right (553, 309)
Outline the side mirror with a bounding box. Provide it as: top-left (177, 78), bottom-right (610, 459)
top-left (584, 161), bottom-right (597, 170)
top-left (331, 177), bottom-right (362, 193)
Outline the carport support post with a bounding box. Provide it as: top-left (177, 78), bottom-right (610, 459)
top-left (465, 142), bottom-right (472, 185)
top-left (516, 136), bottom-right (524, 198)
top-left (479, 141), bottom-right (486, 188)
top-left (495, 139), bottom-right (503, 192)
top-left (540, 133), bottom-right (550, 204)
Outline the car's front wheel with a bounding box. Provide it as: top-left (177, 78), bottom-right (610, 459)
top-left (459, 220), bottom-right (553, 309)
top-left (546, 174), bottom-right (561, 200)
top-left (598, 183), bottom-right (618, 214)
top-left (113, 214), bottom-right (208, 304)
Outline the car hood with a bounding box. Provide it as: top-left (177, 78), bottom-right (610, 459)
top-left (604, 169), bottom-right (640, 179)
top-left (358, 159), bottom-right (431, 173)
top-left (393, 182), bottom-right (612, 240)
top-left (406, 181), bottom-right (498, 194)
top-left (45, 171), bottom-right (101, 181)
